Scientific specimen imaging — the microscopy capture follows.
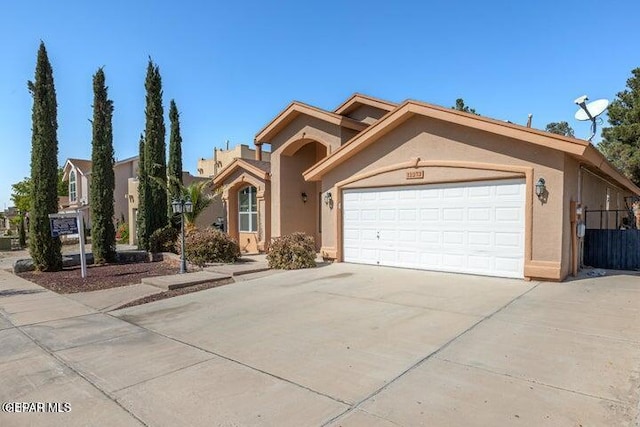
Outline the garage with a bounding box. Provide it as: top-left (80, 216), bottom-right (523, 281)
top-left (342, 179), bottom-right (526, 278)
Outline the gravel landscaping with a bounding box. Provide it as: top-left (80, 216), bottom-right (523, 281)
top-left (17, 261), bottom-right (181, 293)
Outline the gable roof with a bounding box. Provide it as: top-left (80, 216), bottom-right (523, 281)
top-left (255, 101), bottom-right (368, 144)
top-left (333, 93), bottom-right (397, 116)
top-left (213, 158), bottom-right (270, 187)
top-left (303, 99), bottom-right (640, 195)
top-left (62, 158), bottom-right (92, 180)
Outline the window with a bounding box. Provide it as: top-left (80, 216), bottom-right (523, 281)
top-left (238, 186), bottom-right (257, 232)
top-left (69, 171), bottom-right (77, 202)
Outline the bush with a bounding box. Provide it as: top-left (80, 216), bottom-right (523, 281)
top-left (177, 227), bottom-right (240, 267)
top-left (116, 222), bottom-right (129, 244)
top-left (149, 225), bottom-right (179, 253)
top-left (267, 232), bottom-right (316, 269)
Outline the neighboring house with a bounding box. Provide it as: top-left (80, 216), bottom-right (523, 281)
top-left (214, 93), bottom-right (640, 281)
top-left (61, 158), bottom-right (92, 227)
top-left (197, 143), bottom-right (271, 178)
top-left (114, 156), bottom-right (139, 223)
top-left (61, 156), bottom-right (138, 232)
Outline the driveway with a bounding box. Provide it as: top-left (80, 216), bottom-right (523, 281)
top-left (0, 263), bottom-right (638, 426)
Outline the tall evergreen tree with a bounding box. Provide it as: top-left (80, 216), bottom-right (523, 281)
top-left (136, 133), bottom-right (149, 249)
top-left (27, 42), bottom-right (62, 271)
top-left (140, 59), bottom-right (168, 248)
top-left (599, 67), bottom-right (640, 185)
top-left (89, 68), bottom-right (116, 263)
top-left (167, 99), bottom-right (183, 202)
top-left (18, 213), bottom-right (26, 248)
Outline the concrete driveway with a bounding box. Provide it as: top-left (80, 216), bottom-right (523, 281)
top-left (0, 263), bottom-right (638, 426)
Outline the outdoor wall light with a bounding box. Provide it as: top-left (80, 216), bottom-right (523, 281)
top-left (535, 178), bottom-right (546, 199)
top-left (324, 191), bottom-right (334, 209)
top-left (301, 192), bottom-right (308, 203)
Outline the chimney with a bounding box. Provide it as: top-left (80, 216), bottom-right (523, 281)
top-left (255, 142), bottom-right (262, 161)
top-left (526, 114), bottom-right (533, 128)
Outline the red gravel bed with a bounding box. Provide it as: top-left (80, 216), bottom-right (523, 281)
top-left (18, 261), bottom-right (180, 294)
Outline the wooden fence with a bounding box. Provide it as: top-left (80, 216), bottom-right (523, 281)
top-left (583, 209), bottom-right (640, 270)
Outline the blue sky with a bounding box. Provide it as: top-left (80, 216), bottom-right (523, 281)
top-left (1, 0), bottom-right (639, 209)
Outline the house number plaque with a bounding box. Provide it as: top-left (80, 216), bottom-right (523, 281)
top-left (406, 170), bottom-right (424, 180)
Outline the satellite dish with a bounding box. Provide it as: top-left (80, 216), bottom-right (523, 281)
top-left (573, 95), bottom-right (610, 141)
top-left (574, 99), bottom-right (609, 121)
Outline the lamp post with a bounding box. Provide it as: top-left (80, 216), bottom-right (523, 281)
top-left (172, 197), bottom-right (193, 274)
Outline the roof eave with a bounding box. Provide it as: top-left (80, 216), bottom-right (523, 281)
top-left (304, 100), bottom-right (596, 182)
top-left (213, 159), bottom-right (270, 187)
top-left (255, 102), bottom-right (367, 144)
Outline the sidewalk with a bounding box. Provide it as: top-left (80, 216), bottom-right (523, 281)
top-left (1, 250), bottom-right (275, 313)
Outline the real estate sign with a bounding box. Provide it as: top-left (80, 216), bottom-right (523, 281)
top-left (49, 214), bottom-right (79, 237)
top-left (48, 212), bottom-right (87, 278)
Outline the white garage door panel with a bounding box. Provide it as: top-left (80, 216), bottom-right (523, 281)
top-left (343, 179), bottom-right (525, 278)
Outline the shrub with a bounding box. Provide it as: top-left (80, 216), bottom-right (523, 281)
top-left (149, 225), bottom-right (179, 254)
top-left (177, 227), bottom-right (240, 267)
top-left (116, 222), bottom-right (129, 244)
top-left (267, 232), bottom-right (316, 269)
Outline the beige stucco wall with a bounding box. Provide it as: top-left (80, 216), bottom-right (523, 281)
top-left (126, 173), bottom-right (223, 247)
top-left (344, 104), bottom-right (390, 125)
top-left (197, 144), bottom-right (271, 177)
top-left (218, 167), bottom-right (271, 253)
top-left (318, 115), bottom-right (567, 279)
top-left (561, 156), bottom-right (633, 277)
top-left (268, 115), bottom-right (359, 247)
top-left (114, 158), bottom-right (138, 224)
top-left (579, 166), bottom-right (628, 229)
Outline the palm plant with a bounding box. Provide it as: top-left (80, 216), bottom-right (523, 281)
top-left (181, 180), bottom-right (215, 227)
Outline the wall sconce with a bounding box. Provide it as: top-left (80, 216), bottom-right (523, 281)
top-left (301, 192), bottom-right (308, 203)
top-left (323, 191), bottom-right (334, 209)
top-left (535, 177), bottom-right (546, 199)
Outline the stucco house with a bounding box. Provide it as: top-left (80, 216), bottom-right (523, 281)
top-left (197, 144), bottom-right (271, 178)
top-left (61, 156), bottom-right (139, 231)
top-left (61, 158), bottom-right (93, 227)
top-left (126, 171), bottom-right (225, 246)
top-left (214, 93), bottom-right (640, 281)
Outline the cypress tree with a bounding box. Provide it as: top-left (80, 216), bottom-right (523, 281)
top-left (136, 133), bottom-right (149, 250)
top-left (141, 59), bottom-right (168, 244)
top-left (18, 214), bottom-right (26, 248)
top-left (89, 68), bottom-right (116, 263)
top-left (27, 42), bottom-right (62, 271)
top-left (167, 99), bottom-right (183, 202)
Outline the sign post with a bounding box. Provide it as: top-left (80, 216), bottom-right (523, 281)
top-left (49, 212), bottom-right (87, 278)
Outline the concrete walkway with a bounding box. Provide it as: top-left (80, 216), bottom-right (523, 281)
top-left (0, 263), bottom-right (638, 426)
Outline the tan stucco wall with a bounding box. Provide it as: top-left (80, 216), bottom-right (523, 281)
top-left (114, 158), bottom-right (138, 224)
top-left (319, 115), bottom-right (567, 279)
top-left (272, 143), bottom-right (324, 247)
top-left (561, 156), bottom-right (633, 277)
top-left (579, 166), bottom-right (629, 229)
top-left (268, 115), bottom-right (356, 247)
top-left (268, 115), bottom-right (344, 155)
top-left (218, 168), bottom-right (270, 252)
top-left (344, 104), bottom-right (390, 125)
top-left (126, 173), bottom-right (223, 246)
top-left (197, 144), bottom-right (271, 177)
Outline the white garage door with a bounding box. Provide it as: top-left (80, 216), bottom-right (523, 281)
top-left (342, 179), bottom-right (526, 278)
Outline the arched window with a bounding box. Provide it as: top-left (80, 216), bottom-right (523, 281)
top-left (69, 171), bottom-right (77, 202)
top-left (238, 186), bottom-right (257, 232)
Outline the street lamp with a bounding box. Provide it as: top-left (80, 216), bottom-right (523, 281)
top-left (172, 196), bottom-right (193, 274)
